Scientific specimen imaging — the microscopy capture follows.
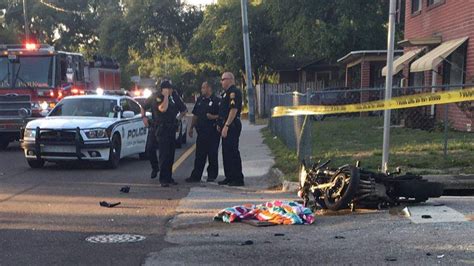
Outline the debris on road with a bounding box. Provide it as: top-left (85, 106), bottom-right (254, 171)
top-left (239, 240), bottom-right (254, 246)
top-left (120, 186), bottom-right (130, 193)
top-left (437, 254), bottom-right (445, 259)
top-left (421, 215), bottom-right (432, 219)
top-left (214, 201), bottom-right (315, 225)
top-left (241, 220), bottom-right (276, 227)
top-left (334, 235), bottom-right (345, 239)
top-left (274, 233), bottom-right (285, 236)
top-left (385, 256), bottom-right (397, 262)
top-left (100, 201), bottom-right (121, 208)
top-left (211, 233), bottom-right (219, 237)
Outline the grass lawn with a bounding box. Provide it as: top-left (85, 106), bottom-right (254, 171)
top-left (263, 116), bottom-right (474, 181)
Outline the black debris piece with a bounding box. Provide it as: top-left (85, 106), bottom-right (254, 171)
top-left (421, 215), bottom-right (432, 219)
top-left (426, 253), bottom-right (432, 256)
top-left (335, 236), bottom-right (345, 239)
top-left (274, 233), bottom-right (285, 237)
top-left (120, 186), bottom-right (130, 193)
top-left (99, 201), bottom-right (121, 208)
top-left (239, 240), bottom-right (253, 246)
top-left (211, 233), bottom-right (219, 237)
top-left (385, 257), bottom-right (397, 262)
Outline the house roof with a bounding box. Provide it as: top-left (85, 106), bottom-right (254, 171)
top-left (337, 50), bottom-right (403, 65)
top-left (274, 59), bottom-right (338, 72)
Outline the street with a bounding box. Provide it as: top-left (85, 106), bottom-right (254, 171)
top-left (0, 139), bottom-right (195, 265)
top-left (1, 124), bottom-right (473, 265)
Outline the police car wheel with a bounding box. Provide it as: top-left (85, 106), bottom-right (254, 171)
top-left (0, 139), bottom-right (9, 150)
top-left (107, 134), bottom-right (121, 169)
top-left (138, 152), bottom-right (148, 160)
top-left (176, 131), bottom-right (182, 148)
top-left (27, 159), bottom-right (45, 169)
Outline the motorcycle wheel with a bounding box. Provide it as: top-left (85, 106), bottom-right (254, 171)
top-left (324, 165), bottom-right (360, 211)
top-left (312, 191), bottom-right (327, 209)
top-left (394, 180), bottom-right (444, 200)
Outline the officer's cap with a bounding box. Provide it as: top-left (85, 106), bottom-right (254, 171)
top-left (159, 79), bottom-right (173, 89)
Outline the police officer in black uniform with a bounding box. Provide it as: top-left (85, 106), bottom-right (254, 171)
top-left (141, 80), bottom-right (187, 187)
top-left (217, 72), bottom-right (245, 186)
top-left (185, 82), bottom-right (220, 183)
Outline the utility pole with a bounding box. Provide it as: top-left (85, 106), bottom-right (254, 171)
top-left (382, 0), bottom-right (397, 173)
top-left (240, 0), bottom-right (256, 124)
top-left (23, 0), bottom-right (29, 40)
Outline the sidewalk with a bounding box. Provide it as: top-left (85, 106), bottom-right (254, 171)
top-left (201, 120), bottom-right (280, 189)
top-left (170, 120), bottom-right (285, 229)
top-left (143, 120), bottom-right (474, 265)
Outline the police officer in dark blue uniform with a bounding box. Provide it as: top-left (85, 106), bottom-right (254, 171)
top-left (141, 80), bottom-right (187, 187)
top-left (217, 72), bottom-right (244, 186)
top-left (185, 82), bottom-right (220, 183)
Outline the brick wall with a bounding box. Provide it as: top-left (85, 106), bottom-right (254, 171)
top-left (405, 0), bottom-right (474, 131)
top-left (405, 0), bottom-right (474, 80)
top-left (436, 103), bottom-right (474, 132)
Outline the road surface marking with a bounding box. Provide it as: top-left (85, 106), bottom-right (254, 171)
top-left (172, 144), bottom-right (196, 173)
top-left (406, 204), bottom-right (468, 224)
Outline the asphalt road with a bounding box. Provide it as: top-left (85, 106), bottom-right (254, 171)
top-left (0, 137), bottom-right (197, 266)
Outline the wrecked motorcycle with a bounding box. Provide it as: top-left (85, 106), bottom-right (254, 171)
top-left (297, 160), bottom-right (444, 211)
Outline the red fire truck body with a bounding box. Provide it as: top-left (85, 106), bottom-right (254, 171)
top-left (0, 44), bottom-right (120, 149)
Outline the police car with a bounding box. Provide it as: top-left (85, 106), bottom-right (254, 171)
top-left (21, 95), bottom-right (148, 169)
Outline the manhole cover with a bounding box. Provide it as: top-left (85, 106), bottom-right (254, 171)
top-left (85, 234), bottom-right (146, 244)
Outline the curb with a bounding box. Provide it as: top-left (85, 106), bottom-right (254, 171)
top-left (424, 175), bottom-right (474, 190)
top-left (269, 167), bottom-right (300, 193)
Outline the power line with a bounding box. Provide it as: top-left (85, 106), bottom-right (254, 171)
top-left (39, 0), bottom-right (87, 15)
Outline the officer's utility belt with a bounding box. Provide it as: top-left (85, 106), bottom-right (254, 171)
top-left (217, 117), bottom-right (240, 128)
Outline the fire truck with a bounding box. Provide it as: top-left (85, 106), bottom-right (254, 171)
top-left (0, 43), bottom-right (121, 149)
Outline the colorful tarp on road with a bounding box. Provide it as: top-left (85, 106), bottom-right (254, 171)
top-left (214, 200), bottom-right (315, 225)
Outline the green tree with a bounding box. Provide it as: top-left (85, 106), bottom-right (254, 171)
top-left (265, 0), bottom-right (393, 64)
top-left (187, 0), bottom-right (278, 84)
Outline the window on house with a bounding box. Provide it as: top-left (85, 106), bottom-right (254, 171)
top-left (443, 44), bottom-right (467, 86)
top-left (412, 0), bottom-right (421, 13)
top-left (409, 72), bottom-right (425, 92)
top-left (427, 0), bottom-right (443, 6)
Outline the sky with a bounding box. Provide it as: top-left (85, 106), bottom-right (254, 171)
top-left (184, 0), bottom-right (216, 6)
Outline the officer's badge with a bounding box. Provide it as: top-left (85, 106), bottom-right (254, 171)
top-left (223, 93), bottom-right (226, 98)
top-left (230, 92), bottom-right (236, 99)
top-left (156, 97), bottom-right (162, 103)
top-left (209, 101), bottom-right (213, 106)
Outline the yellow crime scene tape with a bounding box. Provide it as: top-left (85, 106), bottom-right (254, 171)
top-left (272, 88), bottom-right (474, 117)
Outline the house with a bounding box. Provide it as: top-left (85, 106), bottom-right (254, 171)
top-left (388, 0), bottom-right (473, 131)
top-left (338, 50), bottom-right (403, 89)
top-left (276, 59), bottom-right (344, 89)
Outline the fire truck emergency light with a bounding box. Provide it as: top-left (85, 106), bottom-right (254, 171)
top-left (25, 43), bottom-right (38, 50)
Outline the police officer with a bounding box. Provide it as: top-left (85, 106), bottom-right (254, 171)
top-left (141, 80), bottom-right (187, 187)
top-left (217, 72), bottom-right (245, 186)
top-left (185, 82), bottom-right (220, 183)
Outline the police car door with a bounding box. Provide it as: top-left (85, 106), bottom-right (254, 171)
top-left (122, 98), bottom-right (147, 156)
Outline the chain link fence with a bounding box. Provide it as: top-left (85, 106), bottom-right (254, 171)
top-left (268, 84), bottom-right (474, 174)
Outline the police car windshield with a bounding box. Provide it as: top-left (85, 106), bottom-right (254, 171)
top-left (49, 98), bottom-right (117, 118)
